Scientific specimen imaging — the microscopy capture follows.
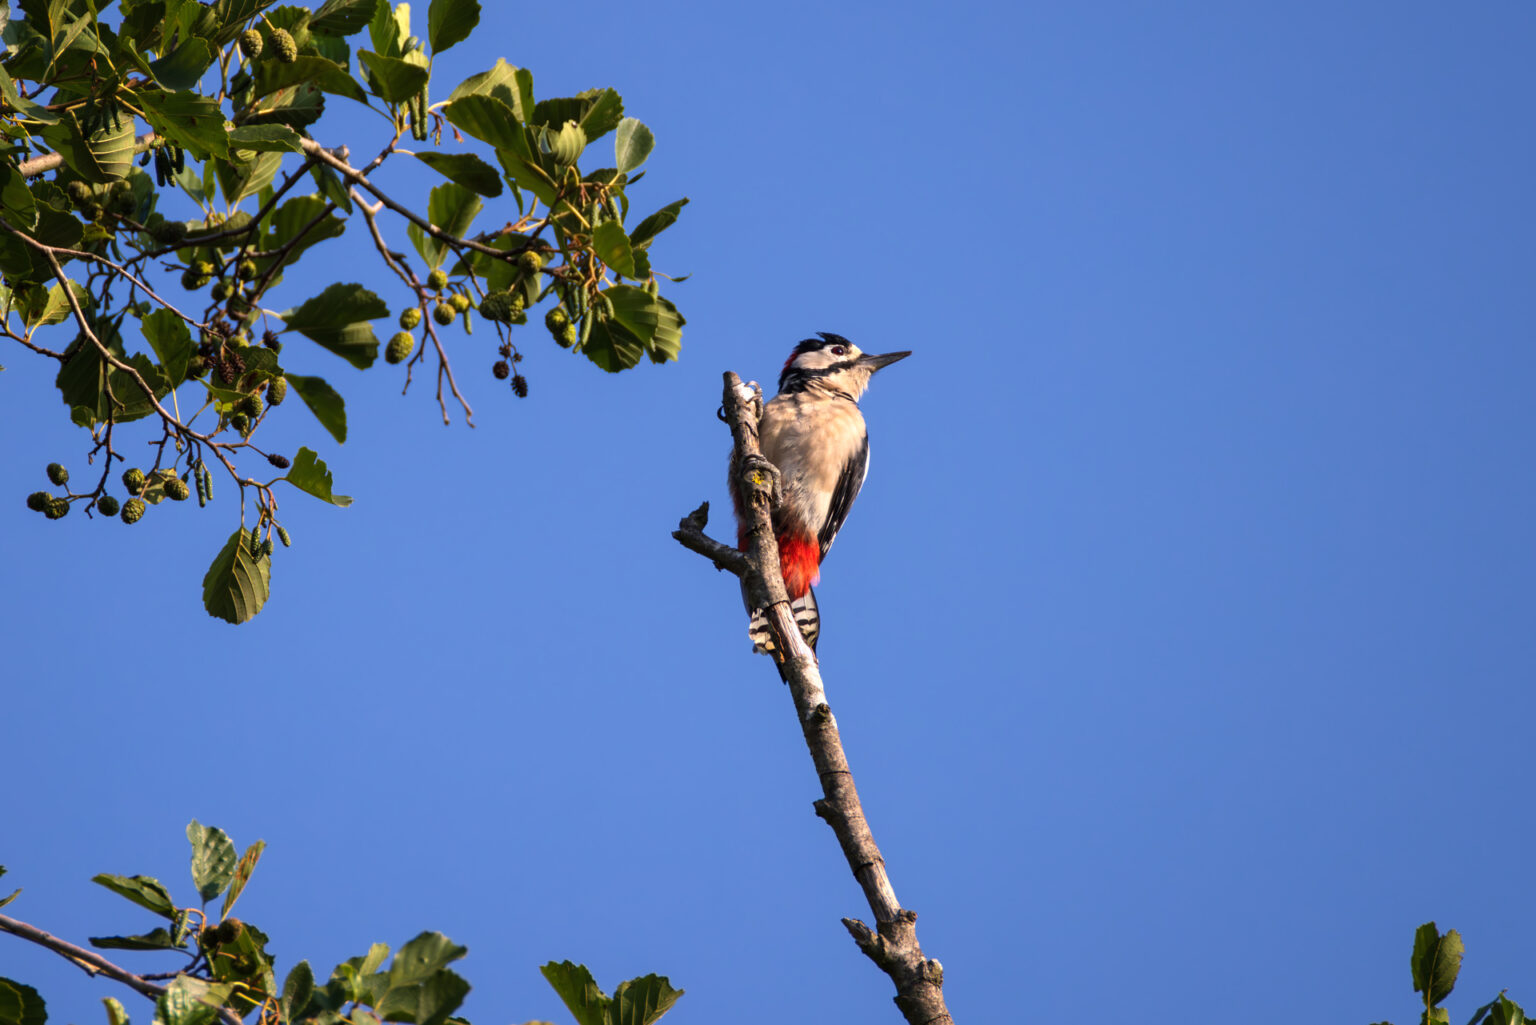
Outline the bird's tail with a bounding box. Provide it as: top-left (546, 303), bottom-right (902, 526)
top-left (743, 585), bottom-right (820, 655)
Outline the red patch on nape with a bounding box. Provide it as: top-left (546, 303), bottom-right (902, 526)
top-left (777, 534), bottom-right (821, 600)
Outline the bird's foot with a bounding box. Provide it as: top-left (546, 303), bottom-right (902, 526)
top-left (739, 452), bottom-right (782, 508)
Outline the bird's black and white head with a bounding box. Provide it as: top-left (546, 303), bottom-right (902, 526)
top-left (777, 332), bottom-right (911, 401)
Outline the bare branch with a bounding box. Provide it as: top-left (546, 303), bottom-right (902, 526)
top-left (671, 373), bottom-right (953, 1025)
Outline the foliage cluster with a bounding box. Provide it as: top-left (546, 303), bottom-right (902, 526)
top-left (0, 0), bottom-right (688, 622)
top-left (0, 822), bottom-right (683, 1025)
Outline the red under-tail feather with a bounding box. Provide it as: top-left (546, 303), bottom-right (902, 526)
top-left (735, 526), bottom-right (820, 599)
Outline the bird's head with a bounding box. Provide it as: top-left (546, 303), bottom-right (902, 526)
top-left (777, 332), bottom-right (911, 400)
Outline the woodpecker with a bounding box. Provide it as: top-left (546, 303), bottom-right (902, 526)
top-left (729, 332), bottom-right (910, 654)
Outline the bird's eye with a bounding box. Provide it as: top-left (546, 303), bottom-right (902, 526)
top-left (831, 346), bottom-right (847, 356)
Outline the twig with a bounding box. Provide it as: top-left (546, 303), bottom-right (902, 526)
top-left (0, 912), bottom-right (242, 1025)
top-left (671, 373), bottom-right (952, 1025)
top-left (17, 133), bottom-right (159, 179)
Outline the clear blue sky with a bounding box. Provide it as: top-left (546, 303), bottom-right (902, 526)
top-left (4, 3), bottom-right (1534, 1023)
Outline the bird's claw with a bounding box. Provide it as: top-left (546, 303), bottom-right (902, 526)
top-left (740, 453), bottom-right (782, 508)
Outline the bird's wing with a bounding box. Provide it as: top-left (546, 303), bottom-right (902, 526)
top-left (818, 433), bottom-right (869, 559)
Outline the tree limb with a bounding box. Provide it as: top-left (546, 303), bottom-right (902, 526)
top-left (671, 372), bottom-right (953, 1025)
top-left (0, 912), bottom-right (242, 1025)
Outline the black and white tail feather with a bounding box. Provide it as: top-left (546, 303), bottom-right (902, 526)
top-left (744, 586), bottom-right (820, 655)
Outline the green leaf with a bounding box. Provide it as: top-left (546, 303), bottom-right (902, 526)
top-left (220, 840), bottom-right (265, 918)
top-left (361, 942), bottom-right (391, 976)
top-left (376, 972), bottom-right (469, 1025)
top-left (147, 36), bottom-right (216, 90)
top-left (407, 182), bottom-right (480, 269)
top-left (203, 530), bottom-right (272, 625)
top-left (154, 977), bottom-right (229, 1025)
top-left (102, 996), bottom-right (129, 1025)
top-left (582, 89), bottom-right (624, 141)
top-left (412, 152), bottom-right (502, 197)
top-left (1411, 922), bottom-right (1463, 1007)
top-left (0, 978), bottom-right (46, 1025)
top-left (286, 447), bottom-right (353, 506)
top-left (284, 374), bottom-right (347, 443)
top-left (628, 199), bottom-right (687, 249)
top-left (187, 820), bottom-right (238, 903)
top-left (601, 284), bottom-right (683, 365)
top-left (216, 150), bottom-right (284, 206)
top-left (608, 975), bottom-right (683, 1025)
top-left (0, 65), bottom-right (60, 123)
top-left (310, 0), bottom-right (381, 36)
top-left (280, 283), bottom-right (387, 368)
top-left (261, 194), bottom-right (347, 275)
top-left (227, 124), bottom-right (304, 153)
top-left (592, 221), bottom-right (636, 278)
top-left (441, 94), bottom-right (524, 152)
top-left (41, 108), bottom-right (135, 183)
top-left (389, 933), bottom-right (468, 987)
top-left (1487, 995), bottom-right (1529, 1025)
top-left (0, 886), bottom-right (18, 911)
top-left (613, 118), bottom-right (653, 175)
top-left (358, 50), bottom-right (430, 103)
top-left (91, 874), bottom-right (177, 919)
top-left (208, 922), bottom-right (276, 1014)
top-left (447, 59), bottom-right (532, 119)
top-left (281, 961), bottom-right (314, 1023)
top-left (138, 90), bottom-right (230, 160)
top-left (426, 0), bottom-right (478, 54)
top-left (253, 55), bottom-right (367, 104)
top-left (88, 929), bottom-right (181, 951)
top-left (0, 166), bottom-right (38, 230)
top-left (29, 280), bottom-right (90, 327)
top-left (141, 309), bottom-right (194, 387)
top-left (540, 962), bottom-right (607, 1025)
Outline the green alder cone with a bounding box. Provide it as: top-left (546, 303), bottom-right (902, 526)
top-left (272, 28), bottom-right (298, 64)
top-left (166, 477), bottom-right (191, 501)
top-left (153, 220), bottom-right (187, 246)
top-left (66, 180), bottom-right (92, 207)
top-left (44, 497), bottom-right (70, 519)
top-left (385, 332), bottom-right (416, 364)
top-left (277, 526), bottom-right (292, 547)
top-left (229, 412), bottom-right (251, 435)
top-left (450, 292), bottom-right (471, 313)
top-left (518, 250), bottom-right (545, 273)
top-left (426, 268), bottom-right (449, 291)
top-left (238, 259), bottom-right (258, 280)
top-left (260, 539), bottom-right (274, 558)
top-left (240, 394), bottom-right (263, 419)
top-left (267, 377), bottom-right (287, 406)
top-left (123, 467), bottom-right (146, 495)
top-left (46, 462), bottom-right (69, 485)
top-left (95, 495), bottom-right (120, 517)
top-left (211, 280), bottom-right (231, 301)
top-left (27, 491), bottom-right (51, 512)
top-left (433, 302), bottom-right (456, 326)
top-left (239, 28), bottom-right (263, 60)
top-left (478, 291), bottom-right (513, 322)
top-left (121, 498), bottom-right (145, 523)
top-left (399, 306), bottom-right (422, 329)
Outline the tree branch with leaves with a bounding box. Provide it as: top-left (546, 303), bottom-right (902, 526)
top-left (2, 0), bottom-right (688, 623)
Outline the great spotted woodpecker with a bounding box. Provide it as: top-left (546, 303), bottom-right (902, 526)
top-left (729, 333), bottom-right (910, 654)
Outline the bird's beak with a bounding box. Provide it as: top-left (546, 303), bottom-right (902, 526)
top-left (860, 350), bottom-right (911, 371)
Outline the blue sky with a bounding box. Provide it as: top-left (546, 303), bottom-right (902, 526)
top-left (4, 3), bottom-right (1535, 1023)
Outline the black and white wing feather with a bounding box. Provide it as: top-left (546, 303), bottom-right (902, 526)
top-left (818, 433), bottom-right (869, 559)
